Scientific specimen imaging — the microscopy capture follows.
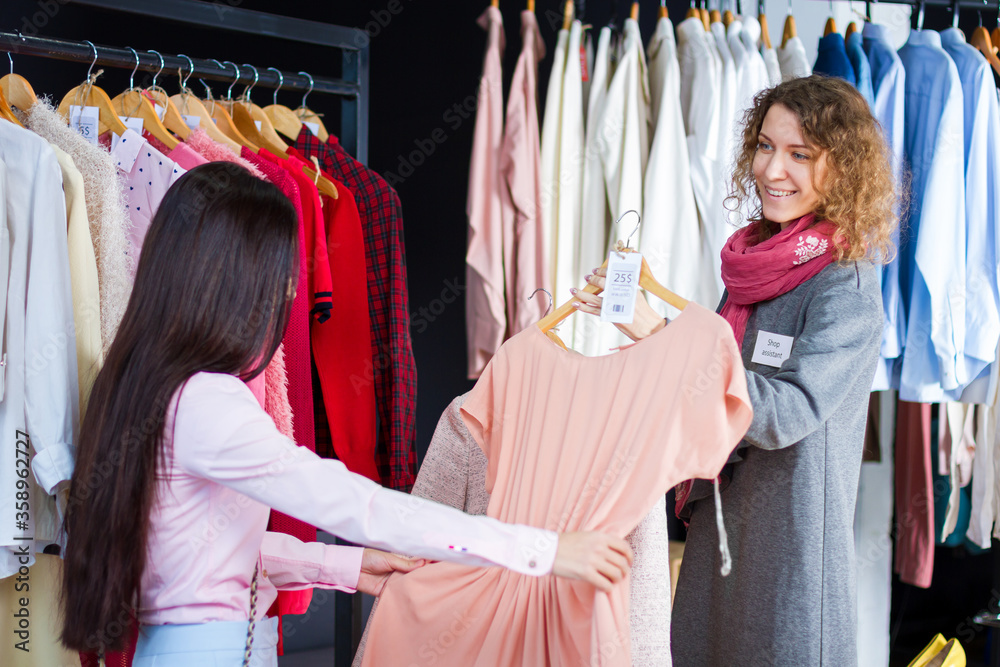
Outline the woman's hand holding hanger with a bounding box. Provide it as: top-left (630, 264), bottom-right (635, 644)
top-left (569, 267), bottom-right (667, 342)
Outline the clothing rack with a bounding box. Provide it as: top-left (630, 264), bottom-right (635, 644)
top-left (0, 0), bottom-right (370, 163)
top-left (1, 2), bottom-right (372, 663)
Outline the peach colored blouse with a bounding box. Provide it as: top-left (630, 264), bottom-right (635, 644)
top-left (361, 303), bottom-right (752, 666)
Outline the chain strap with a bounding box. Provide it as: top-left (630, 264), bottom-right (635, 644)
top-left (242, 562), bottom-right (259, 667)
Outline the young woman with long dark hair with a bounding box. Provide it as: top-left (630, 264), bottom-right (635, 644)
top-left (573, 76), bottom-right (897, 665)
top-left (61, 162), bottom-right (633, 665)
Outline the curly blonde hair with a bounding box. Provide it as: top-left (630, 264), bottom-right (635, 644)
top-left (726, 75), bottom-right (899, 263)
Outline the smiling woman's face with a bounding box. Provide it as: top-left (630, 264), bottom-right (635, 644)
top-left (752, 103), bottom-right (828, 227)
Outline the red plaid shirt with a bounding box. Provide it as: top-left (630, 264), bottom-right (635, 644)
top-left (295, 128), bottom-right (417, 491)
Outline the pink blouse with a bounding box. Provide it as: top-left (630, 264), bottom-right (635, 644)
top-left (140, 372), bottom-right (557, 625)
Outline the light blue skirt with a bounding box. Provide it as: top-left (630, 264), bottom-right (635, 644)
top-left (133, 617), bottom-right (279, 667)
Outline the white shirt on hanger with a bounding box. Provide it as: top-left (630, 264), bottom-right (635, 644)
top-left (575, 25), bottom-right (615, 356)
top-left (0, 121), bottom-right (79, 578)
top-left (739, 17), bottom-right (772, 106)
top-left (777, 35), bottom-right (812, 80)
top-left (644, 15), bottom-right (716, 313)
top-left (709, 20), bottom-right (740, 296)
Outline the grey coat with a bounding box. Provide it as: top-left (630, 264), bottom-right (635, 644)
top-left (671, 261), bottom-right (883, 666)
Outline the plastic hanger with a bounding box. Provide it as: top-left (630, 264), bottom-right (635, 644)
top-left (1, 48), bottom-right (37, 114)
top-left (206, 60), bottom-right (257, 150)
top-left (782, 0), bottom-right (797, 48)
top-left (141, 50), bottom-right (191, 141)
top-left (294, 72), bottom-right (329, 143)
top-left (759, 0), bottom-right (773, 48)
top-left (110, 48), bottom-right (179, 149)
top-left (57, 40), bottom-right (130, 137)
top-left (169, 55), bottom-right (242, 154)
top-left (263, 68), bottom-right (304, 142)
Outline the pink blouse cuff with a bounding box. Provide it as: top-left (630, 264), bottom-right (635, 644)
top-left (260, 532), bottom-right (364, 592)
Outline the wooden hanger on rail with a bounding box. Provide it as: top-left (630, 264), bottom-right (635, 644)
top-left (0, 49), bottom-right (37, 114)
top-left (759, 0), bottom-right (773, 48)
top-left (110, 48), bottom-right (179, 149)
top-left (57, 40), bottom-right (129, 137)
top-left (295, 71), bottom-right (330, 143)
top-left (206, 60), bottom-right (257, 150)
top-left (0, 87), bottom-right (23, 126)
top-left (262, 67), bottom-right (305, 142)
top-left (169, 54), bottom-right (243, 154)
top-left (782, 0), bottom-right (798, 49)
top-left (140, 50), bottom-right (191, 141)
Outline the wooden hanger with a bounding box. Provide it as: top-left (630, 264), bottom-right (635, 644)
top-left (700, 7), bottom-right (712, 29)
top-left (970, 26), bottom-right (1000, 77)
top-left (57, 41), bottom-right (129, 137)
top-left (262, 67), bottom-right (304, 142)
top-left (686, 0), bottom-right (700, 20)
top-left (0, 87), bottom-right (23, 126)
top-left (845, 21), bottom-right (858, 37)
top-left (760, 11), bottom-right (773, 48)
top-left (562, 0), bottom-right (573, 31)
top-left (207, 61), bottom-right (257, 150)
top-left (0, 53), bottom-right (37, 114)
top-left (782, 14), bottom-right (798, 48)
top-left (659, 0), bottom-right (668, 19)
top-left (139, 51), bottom-right (190, 140)
top-left (110, 49), bottom-right (179, 149)
top-left (537, 249), bottom-right (689, 346)
top-left (491, 0), bottom-right (499, 6)
top-left (528, 0), bottom-right (535, 11)
top-left (723, 9), bottom-right (735, 26)
top-left (710, 7), bottom-right (722, 24)
top-left (824, 17), bottom-right (838, 35)
top-left (169, 55), bottom-right (242, 153)
top-left (294, 71), bottom-right (330, 143)
top-left (630, 2), bottom-right (639, 20)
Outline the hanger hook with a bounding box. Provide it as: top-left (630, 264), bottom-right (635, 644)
top-left (297, 71), bottom-right (314, 108)
top-left (528, 288), bottom-right (554, 316)
top-left (241, 63), bottom-right (258, 103)
top-left (125, 47), bottom-right (138, 90)
top-left (787, 0), bottom-right (793, 15)
top-left (267, 67), bottom-right (283, 106)
top-left (178, 54), bottom-right (195, 90)
top-left (917, 0), bottom-right (925, 29)
top-left (148, 50), bottom-right (164, 89)
top-left (82, 39), bottom-right (98, 82)
top-left (220, 61), bottom-right (241, 100)
top-left (616, 210), bottom-right (641, 249)
top-left (7, 52), bottom-right (12, 76)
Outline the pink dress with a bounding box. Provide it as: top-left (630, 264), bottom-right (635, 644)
top-left (361, 303), bottom-right (752, 666)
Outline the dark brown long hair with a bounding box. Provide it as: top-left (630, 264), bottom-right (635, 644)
top-left (61, 162), bottom-right (298, 651)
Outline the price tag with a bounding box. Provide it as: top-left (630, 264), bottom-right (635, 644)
top-left (118, 116), bottom-right (144, 134)
top-left (182, 114), bottom-right (201, 130)
top-left (153, 103), bottom-right (166, 120)
top-left (69, 105), bottom-right (100, 144)
top-left (304, 121), bottom-right (320, 137)
top-left (254, 119), bottom-right (262, 131)
top-left (600, 251), bottom-right (642, 323)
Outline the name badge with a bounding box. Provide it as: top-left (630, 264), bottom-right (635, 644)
top-left (751, 331), bottom-right (794, 368)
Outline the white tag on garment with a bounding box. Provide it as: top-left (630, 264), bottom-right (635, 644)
top-left (751, 331), bottom-right (795, 368)
top-left (254, 119), bottom-right (262, 131)
top-left (304, 121), bottom-right (320, 137)
top-left (600, 251), bottom-right (642, 323)
top-left (154, 103), bottom-right (166, 120)
top-left (118, 116), bottom-right (144, 134)
top-left (69, 105), bottom-right (100, 144)
top-left (182, 114), bottom-right (201, 130)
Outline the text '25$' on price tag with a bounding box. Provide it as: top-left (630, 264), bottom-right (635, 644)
top-left (600, 251), bottom-right (642, 324)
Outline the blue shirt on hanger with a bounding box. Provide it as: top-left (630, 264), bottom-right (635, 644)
top-left (940, 27), bottom-right (1000, 401)
top-left (813, 32), bottom-right (857, 86)
top-left (846, 31), bottom-right (875, 108)
top-left (897, 29), bottom-right (967, 402)
top-left (863, 22), bottom-right (907, 391)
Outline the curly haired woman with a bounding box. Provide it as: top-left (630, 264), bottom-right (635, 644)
top-left (572, 75), bottom-right (898, 665)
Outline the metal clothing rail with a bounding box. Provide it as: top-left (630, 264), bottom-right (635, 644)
top-left (12, 0), bottom-right (373, 162)
top-left (0, 32), bottom-right (357, 97)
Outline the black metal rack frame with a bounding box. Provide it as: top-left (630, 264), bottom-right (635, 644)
top-left (0, 0), bottom-right (370, 162)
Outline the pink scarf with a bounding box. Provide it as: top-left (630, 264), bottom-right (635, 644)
top-left (675, 214), bottom-right (838, 519)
